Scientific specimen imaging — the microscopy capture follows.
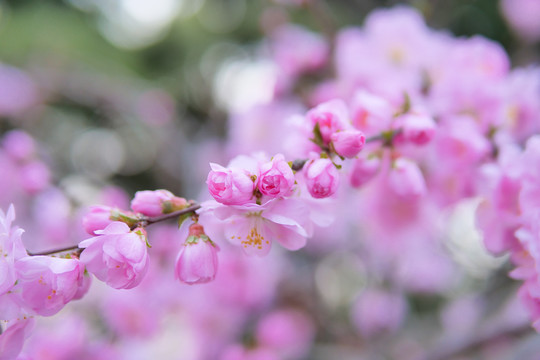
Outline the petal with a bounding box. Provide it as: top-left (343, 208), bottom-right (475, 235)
top-left (265, 199), bottom-right (310, 237)
top-left (271, 223), bottom-right (307, 251)
top-left (102, 221), bottom-right (131, 235)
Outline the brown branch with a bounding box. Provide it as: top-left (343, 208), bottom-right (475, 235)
top-left (28, 246), bottom-right (82, 257)
top-left (28, 204), bottom-right (202, 256)
top-left (142, 204), bottom-right (201, 226)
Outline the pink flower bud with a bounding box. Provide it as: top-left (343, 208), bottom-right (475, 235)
top-left (388, 158), bottom-right (426, 198)
top-left (131, 189), bottom-right (187, 217)
top-left (398, 113), bottom-right (436, 145)
top-left (306, 99), bottom-right (348, 144)
top-left (15, 256), bottom-right (84, 316)
top-left (79, 222), bottom-right (149, 290)
top-left (349, 156), bottom-right (381, 187)
top-left (82, 206), bottom-right (115, 235)
top-left (175, 223), bottom-right (219, 285)
top-left (304, 158), bottom-right (340, 198)
top-left (258, 154), bottom-right (295, 198)
top-left (207, 163), bottom-right (255, 205)
top-left (330, 129), bottom-right (366, 158)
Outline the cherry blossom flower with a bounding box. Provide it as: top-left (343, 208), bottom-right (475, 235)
top-left (15, 256), bottom-right (84, 316)
top-left (207, 163), bottom-right (256, 205)
top-left (257, 154), bottom-right (295, 198)
top-left (210, 198), bottom-right (312, 257)
top-left (304, 158), bottom-right (340, 199)
top-left (175, 223), bottom-right (219, 285)
top-left (79, 222), bottom-right (149, 290)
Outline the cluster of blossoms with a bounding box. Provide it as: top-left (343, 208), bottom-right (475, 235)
top-left (227, 2), bottom-right (540, 339)
top-left (2, 3), bottom-right (540, 359)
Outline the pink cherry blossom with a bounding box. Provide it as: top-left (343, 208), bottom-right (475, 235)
top-left (131, 189), bottom-right (187, 217)
top-left (175, 223), bottom-right (219, 285)
top-left (82, 206), bottom-right (115, 235)
top-left (0, 205), bottom-right (27, 296)
top-left (330, 129), bottom-right (366, 158)
top-left (79, 222), bottom-right (149, 289)
top-left (207, 163), bottom-right (256, 205)
top-left (306, 99), bottom-right (349, 144)
top-left (304, 158), bottom-right (340, 199)
top-left (211, 198), bottom-right (312, 257)
top-left (517, 136), bottom-right (540, 218)
top-left (257, 154), bottom-right (295, 198)
top-left (15, 256), bottom-right (84, 316)
top-left (475, 145), bottom-right (522, 255)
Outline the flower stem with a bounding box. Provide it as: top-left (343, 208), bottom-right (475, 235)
top-left (28, 203), bottom-right (202, 256)
top-left (28, 245), bottom-right (82, 257)
top-left (142, 204), bottom-right (202, 227)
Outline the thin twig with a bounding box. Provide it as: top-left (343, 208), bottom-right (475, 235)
top-left (28, 246), bottom-right (82, 257)
top-left (28, 204), bottom-right (202, 256)
top-left (144, 204), bottom-right (201, 226)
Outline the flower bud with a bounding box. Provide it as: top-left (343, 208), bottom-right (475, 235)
top-left (258, 154), bottom-right (295, 198)
top-left (331, 129), bottom-right (366, 158)
top-left (306, 99), bottom-right (348, 144)
top-left (304, 158), bottom-right (340, 199)
top-left (131, 190), bottom-right (187, 217)
top-left (207, 163), bottom-right (255, 205)
top-left (175, 223), bottom-right (219, 285)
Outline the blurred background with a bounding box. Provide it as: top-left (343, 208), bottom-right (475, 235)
top-left (1, 0), bottom-right (540, 359)
top-left (0, 0), bottom-right (537, 199)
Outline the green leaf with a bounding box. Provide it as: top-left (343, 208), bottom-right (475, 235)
top-left (177, 212), bottom-right (192, 228)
